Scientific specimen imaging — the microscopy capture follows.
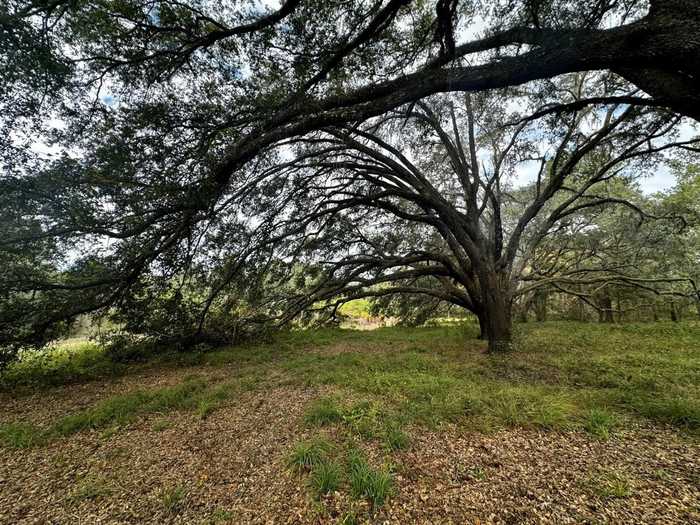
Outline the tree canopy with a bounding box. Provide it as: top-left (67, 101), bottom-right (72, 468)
top-left (1, 0), bottom-right (699, 360)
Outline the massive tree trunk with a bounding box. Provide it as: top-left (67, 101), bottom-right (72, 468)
top-left (480, 271), bottom-right (513, 353)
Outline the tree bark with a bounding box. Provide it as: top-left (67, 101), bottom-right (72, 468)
top-left (616, 292), bottom-right (623, 323)
top-left (599, 294), bottom-right (614, 323)
top-left (476, 310), bottom-right (487, 340)
top-left (481, 272), bottom-right (513, 353)
top-left (534, 290), bottom-right (547, 322)
top-left (670, 301), bottom-right (679, 322)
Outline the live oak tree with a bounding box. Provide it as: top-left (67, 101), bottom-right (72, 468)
top-left (248, 78), bottom-right (696, 351)
top-left (1, 0), bottom-right (700, 358)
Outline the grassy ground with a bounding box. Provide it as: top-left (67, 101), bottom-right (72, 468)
top-left (0, 321), bottom-right (698, 523)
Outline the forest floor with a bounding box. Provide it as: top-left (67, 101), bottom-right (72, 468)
top-left (0, 322), bottom-right (698, 524)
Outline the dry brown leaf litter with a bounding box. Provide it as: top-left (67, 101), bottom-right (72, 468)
top-left (0, 364), bottom-right (698, 524)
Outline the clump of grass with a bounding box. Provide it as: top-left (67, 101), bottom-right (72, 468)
top-left (0, 422), bottom-right (44, 448)
top-left (304, 397), bottom-right (344, 426)
top-left (383, 424), bottom-right (409, 451)
top-left (653, 468), bottom-right (671, 481)
top-left (592, 470), bottom-right (633, 499)
top-left (152, 418), bottom-right (172, 432)
top-left (347, 449), bottom-right (393, 508)
top-left (634, 397), bottom-right (699, 430)
top-left (308, 460), bottom-right (343, 497)
top-left (197, 399), bottom-right (217, 420)
top-left (468, 466), bottom-right (487, 481)
top-left (584, 408), bottom-right (616, 439)
top-left (338, 510), bottom-right (359, 525)
top-left (473, 386), bottom-right (577, 430)
top-left (68, 475), bottom-right (112, 503)
top-left (159, 484), bottom-right (187, 513)
top-left (208, 509), bottom-right (235, 523)
top-left (287, 438), bottom-right (333, 473)
top-left (342, 401), bottom-right (382, 438)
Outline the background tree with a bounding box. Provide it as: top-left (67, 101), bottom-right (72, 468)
top-left (219, 79), bottom-right (697, 351)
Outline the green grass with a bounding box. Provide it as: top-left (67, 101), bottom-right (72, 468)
top-left (152, 418), bottom-right (172, 431)
top-left (347, 449), bottom-right (393, 508)
top-left (2, 321), bottom-right (698, 454)
top-left (304, 397), bottom-right (345, 426)
top-left (591, 470), bottom-right (633, 499)
top-left (468, 466), bottom-right (487, 481)
top-left (207, 509), bottom-right (235, 523)
top-left (0, 340), bottom-right (124, 391)
top-left (383, 423), bottom-right (409, 451)
top-left (584, 408), bottom-right (617, 439)
top-left (0, 375), bottom-right (247, 448)
top-left (52, 377), bottom-right (211, 436)
top-left (279, 322), bottom-right (699, 435)
top-left (309, 459), bottom-right (343, 496)
top-left (68, 474), bottom-right (113, 503)
top-left (287, 438), bottom-right (334, 473)
top-left (159, 484), bottom-right (187, 513)
top-left (0, 422), bottom-right (45, 448)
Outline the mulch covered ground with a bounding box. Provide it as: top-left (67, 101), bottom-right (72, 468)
top-left (1, 363), bottom-right (698, 524)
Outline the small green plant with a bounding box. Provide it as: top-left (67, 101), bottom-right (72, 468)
top-left (584, 408), bottom-right (616, 439)
top-left (468, 466), bottom-right (487, 481)
top-left (305, 397), bottom-right (344, 426)
top-left (653, 468), bottom-right (671, 481)
top-left (0, 422), bottom-right (44, 448)
top-left (152, 418), bottom-right (172, 431)
top-left (197, 399), bottom-right (217, 419)
top-left (208, 509), bottom-right (235, 523)
top-left (68, 475), bottom-right (112, 503)
top-left (347, 449), bottom-right (393, 508)
top-left (343, 401), bottom-right (381, 438)
top-left (338, 509), bottom-right (359, 525)
top-left (309, 460), bottom-right (343, 497)
top-left (100, 425), bottom-right (121, 440)
top-left (287, 438), bottom-right (333, 473)
top-left (159, 484), bottom-right (187, 513)
top-left (383, 424), bottom-right (409, 451)
top-left (593, 471), bottom-right (633, 499)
